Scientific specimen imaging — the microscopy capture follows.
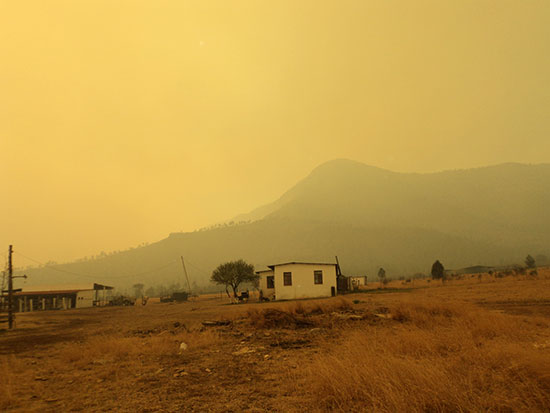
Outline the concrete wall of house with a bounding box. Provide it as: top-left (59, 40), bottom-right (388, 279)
top-left (273, 263), bottom-right (337, 300)
top-left (76, 290), bottom-right (95, 308)
top-left (258, 270), bottom-right (275, 299)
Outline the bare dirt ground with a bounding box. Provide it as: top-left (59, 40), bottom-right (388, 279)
top-left (1, 270), bottom-right (549, 412)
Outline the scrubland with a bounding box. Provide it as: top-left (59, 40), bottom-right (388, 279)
top-left (1, 269), bottom-right (549, 412)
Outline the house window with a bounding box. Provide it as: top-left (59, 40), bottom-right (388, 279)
top-left (314, 270), bottom-right (323, 285)
top-left (283, 272), bottom-right (292, 286)
top-left (266, 276), bottom-right (274, 289)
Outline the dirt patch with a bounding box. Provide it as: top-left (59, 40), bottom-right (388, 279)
top-left (248, 308), bottom-right (315, 329)
top-left (478, 299), bottom-right (550, 316)
top-left (0, 318), bottom-right (91, 355)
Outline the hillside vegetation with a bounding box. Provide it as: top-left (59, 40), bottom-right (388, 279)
top-left (20, 160), bottom-right (550, 289)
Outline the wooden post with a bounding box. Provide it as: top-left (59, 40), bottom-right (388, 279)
top-left (8, 245), bottom-right (13, 328)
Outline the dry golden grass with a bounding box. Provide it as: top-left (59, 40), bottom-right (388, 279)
top-left (303, 299), bottom-right (550, 412)
top-left (1, 271), bottom-right (549, 412)
top-left (0, 357), bottom-right (20, 410)
top-left (58, 329), bottom-right (222, 368)
top-left (246, 298), bottom-right (353, 328)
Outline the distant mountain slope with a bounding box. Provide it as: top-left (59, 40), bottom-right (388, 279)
top-left (19, 160), bottom-right (550, 289)
top-left (240, 160), bottom-right (550, 248)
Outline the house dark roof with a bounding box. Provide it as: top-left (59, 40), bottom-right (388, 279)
top-left (267, 262), bottom-right (337, 270)
top-left (14, 289), bottom-right (82, 296)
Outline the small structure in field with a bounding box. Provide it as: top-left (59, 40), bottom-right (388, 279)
top-left (160, 291), bottom-right (189, 303)
top-left (256, 262), bottom-right (338, 301)
top-left (349, 276), bottom-right (368, 289)
top-left (13, 283), bottom-right (114, 312)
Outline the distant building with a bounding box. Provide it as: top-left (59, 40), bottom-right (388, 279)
top-left (256, 262), bottom-right (338, 301)
top-left (13, 283), bottom-right (114, 312)
top-left (349, 276), bottom-right (368, 289)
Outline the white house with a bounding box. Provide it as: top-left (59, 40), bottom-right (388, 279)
top-left (256, 262), bottom-right (338, 301)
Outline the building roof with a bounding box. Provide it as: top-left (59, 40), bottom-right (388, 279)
top-left (16, 283), bottom-right (114, 295)
top-left (255, 269), bottom-right (274, 274)
top-left (267, 262), bottom-right (337, 270)
top-left (15, 289), bottom-right (82, 296)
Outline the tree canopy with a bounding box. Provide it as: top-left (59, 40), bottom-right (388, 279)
top-left (431, 260), bottom-right (445, 280)
top-left (132, 283), bottom-right (144, 298)
top-left (377, 267), bottom-right (389, 287)
top-left (210, 259), bottom-right (258, 298)
top-left (525, 254), bottom-right (536, 269)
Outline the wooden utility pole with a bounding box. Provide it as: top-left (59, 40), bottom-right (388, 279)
top-left (8, 245), bottom-right (13, 329)
top-left (180, 256), bottom-right (192, 295)
top-left (4, 246), bottom-right (26, 329)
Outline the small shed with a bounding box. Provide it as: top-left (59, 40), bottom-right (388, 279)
top-left (349, 276), bottom-right (368, 289)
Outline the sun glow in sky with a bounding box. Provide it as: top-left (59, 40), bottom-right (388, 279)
top-left (1, 0), bottom-right (549, 263)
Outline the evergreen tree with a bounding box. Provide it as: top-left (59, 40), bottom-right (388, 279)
top-left (431, 260), bottom-right (445, 280)
top-left (525, 255), bottom-right (536, 269)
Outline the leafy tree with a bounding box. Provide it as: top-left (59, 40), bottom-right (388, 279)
top-left (525, 254), bottom-right (536, 269)
top-left (431, 260), bottom-right (445, 280)
top-left (132, 283), bottom-right (144, 298)
top-left (210, 259), bottom-right (258, 298)
top-left (378, 267), bottom-right (387, 287)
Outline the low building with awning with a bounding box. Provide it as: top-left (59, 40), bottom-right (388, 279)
top-left (13, 283), bottom-right (114, 312)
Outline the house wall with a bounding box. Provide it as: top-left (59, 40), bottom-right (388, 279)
top-left (273, 263), bottom-right (337, 300)
top-left (76, 290), bottom-right (95, 308)
top-left (258, 270), bottom-right (275, 299)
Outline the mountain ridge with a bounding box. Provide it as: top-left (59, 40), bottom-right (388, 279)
top-left (234, 159), bottom-right (550, 223)
top-left (18, 159), bottom-right (550, 289)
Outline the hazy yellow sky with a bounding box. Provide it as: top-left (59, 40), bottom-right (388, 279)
top-left (1, 0), bottom-right (549, 264)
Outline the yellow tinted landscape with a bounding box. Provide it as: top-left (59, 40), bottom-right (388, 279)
top-left (1, 270), bottom-right (549, 412)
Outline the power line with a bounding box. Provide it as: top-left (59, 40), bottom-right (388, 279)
top-left (14, 251), bottom-right (100, 279)
top-left (184, 259), bottom-right (210, 276)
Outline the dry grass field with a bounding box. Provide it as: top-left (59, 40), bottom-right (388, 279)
top-left (1, 269), bottom-right (549, 412)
